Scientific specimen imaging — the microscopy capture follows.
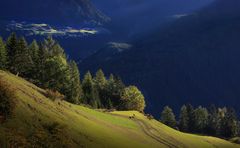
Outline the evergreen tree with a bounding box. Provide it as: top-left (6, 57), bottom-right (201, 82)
top-left (179, 105), bottom-right (189, 132)
top-left (193, 106), bottom-right (209, 133)
top-left (207, 104), bottom-right (218, 136)
top-left (186, 104), bottom-right (195, 132)
top-left (14, 37), bottom-right (34, 77)
top-left (120, 86), bottom-right (145, 112)
top-left (82, 71), bottom-right (100, 108)
top-left (0, 37), bottom-right (7, 69)
top-left (94, 69), bottom-right (107, 107)
top-left (68, 61), bottom-right (82, 104)
top-left (220, 108), bottom-right (238, 138)
top-left (28, 40), bottom-right (39, 79)
top-left (105, 74), bottom-right (125, 108)
top-left (94, 69), bottom-right (107, 89)
top-left (29, 40), bottom-right (39, 63)
top-left (44, 56), bottom-right (70, 95)
top-left (6, 33), bottom-right (18, 72)
top-left (161, 106), bottom-right (177, 128)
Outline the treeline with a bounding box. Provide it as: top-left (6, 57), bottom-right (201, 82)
top-left (160, 104), bottom-right (240, 139)
top-left (0, 33), bottom-right (145, 112)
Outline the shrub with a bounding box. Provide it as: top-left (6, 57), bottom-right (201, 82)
top-left (145, 114), bottom-right (154, 120)
top-left (0, 78), bottom-right (15, 122)
top-left (45, 89), bottom-right (64, 101)
top-left (230, 137), bottom-right (240, 144)
top-left (120, 86), bottom-right (146, 112)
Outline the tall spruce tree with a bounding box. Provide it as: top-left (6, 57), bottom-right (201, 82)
top-left (220, 108), bottom-right (239, 138)
top-left (82, 71), bottom-right (100, 108)
top-left (179, 105), bottom-right (189, 132)
top-left (94, 69), bottom-right (107, 107)
top-left (6, 33), bottom-right (18, 72)
top-left (193, 106), bottom-right (209, 133)
top-left (28, 40), bottom-right (40, 80)
top-left (161, 106), bottom-right (177, 128)
top-left (105, 74), bottom-right (125, 108)
top-left (207, 104), bottom-right (218, 136)
top-left (186, 104), bottom-right (195, 132)
top-left (68, 61), bottom-right (82, 104)
top-left (0, 37), bottom-right (7, 69)
top-left (94, 69), bottom-right (107, 90)
top-left (14, 37), bottom-right (34, 77)
top-left (44, 55), bottom-right (70, 94)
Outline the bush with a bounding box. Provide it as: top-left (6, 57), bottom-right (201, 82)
top-left (230, 137), bottom-right (240, 144)
top-left (120, 86), bottom-right (146, 112)
top-left (0, 78), bottom-right (15, 122)
top-left (45, 89), bottom-right (64, 101)
top-left (145, 114), bottom-right (154, 120)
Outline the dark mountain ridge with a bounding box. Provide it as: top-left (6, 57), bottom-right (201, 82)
top-left (0, 0), bottom-right (109, 25)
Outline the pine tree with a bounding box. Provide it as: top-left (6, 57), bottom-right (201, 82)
top-left (207, 104), bottom-right (218, 136)
top-left (160, 106), bottom-right (177, 128)
top-left (105, 74), bottom-right (125, 108)
top-left (44, 56), bottom-right (70, 94)
top-left (193, 106), bottom-right (209, 133)
top-left (68, 61), bottom-right (82, 104)
top-left (29, 40), bottom-right (39, 63)
top-left (14, 37), bottom-right (34, 77)
top-left (82, 71), bottom-right (95, 105)
top-left (179, 105), bottom-right (189, 132)
top-left (220, 108), bottom-right (238, 138)
top-left (37, 42), bottom-right (50, 86)
top-left (94, 69), bottom-right (107, 107)
top-left (0, 37), bottom-right (7, 70)
top-left (186, 104), bottom-right (195, 132)
top-left (94, 69), bottom-right (107, 90)
top-left (6, 33), bottom-right (18, 72)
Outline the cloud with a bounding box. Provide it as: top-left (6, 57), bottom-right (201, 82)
top-left (6, 21), bottom-right (100, 37)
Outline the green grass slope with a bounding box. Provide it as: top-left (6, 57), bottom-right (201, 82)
top-left (0, 70), bottom-right (239, 148)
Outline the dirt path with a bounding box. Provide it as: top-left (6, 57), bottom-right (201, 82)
top-left (109, 113), bottom-right (186, 148)
top-left (134, 119), bottom-right (181, 148)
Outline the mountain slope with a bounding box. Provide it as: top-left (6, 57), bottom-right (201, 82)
top-left (92, 0), bottom-right (213, 37)
top-left (0, 70), bottom-right (238, 147)
top-left (80, 0), bottom-right (240, 116)
top-left (0, 0), bottom-right (109, 25)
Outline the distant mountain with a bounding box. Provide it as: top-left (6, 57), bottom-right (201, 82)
top-left (0, 0), bottom-right (110, 25)
top-left (92, 0), bottom-right (214, 38)
top-left (80, 0), bottom-right (240, 117)
top-left (0, 0), bottom-right (112, 60)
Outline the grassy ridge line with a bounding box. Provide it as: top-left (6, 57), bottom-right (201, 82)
top-left (0, 70), bottom-right (239, 148)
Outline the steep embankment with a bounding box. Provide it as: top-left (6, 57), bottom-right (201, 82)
top-left (0, 70), bottom-right (238, 148)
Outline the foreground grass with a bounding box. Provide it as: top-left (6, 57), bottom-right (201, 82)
top-left (0, 70), bottom-right (239, 148)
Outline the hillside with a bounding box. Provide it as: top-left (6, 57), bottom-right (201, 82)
top-left (0, 70), bottom-right (238, 148)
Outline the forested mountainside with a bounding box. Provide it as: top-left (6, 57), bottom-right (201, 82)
top-left (80, 0), bottom-right (240, 117)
